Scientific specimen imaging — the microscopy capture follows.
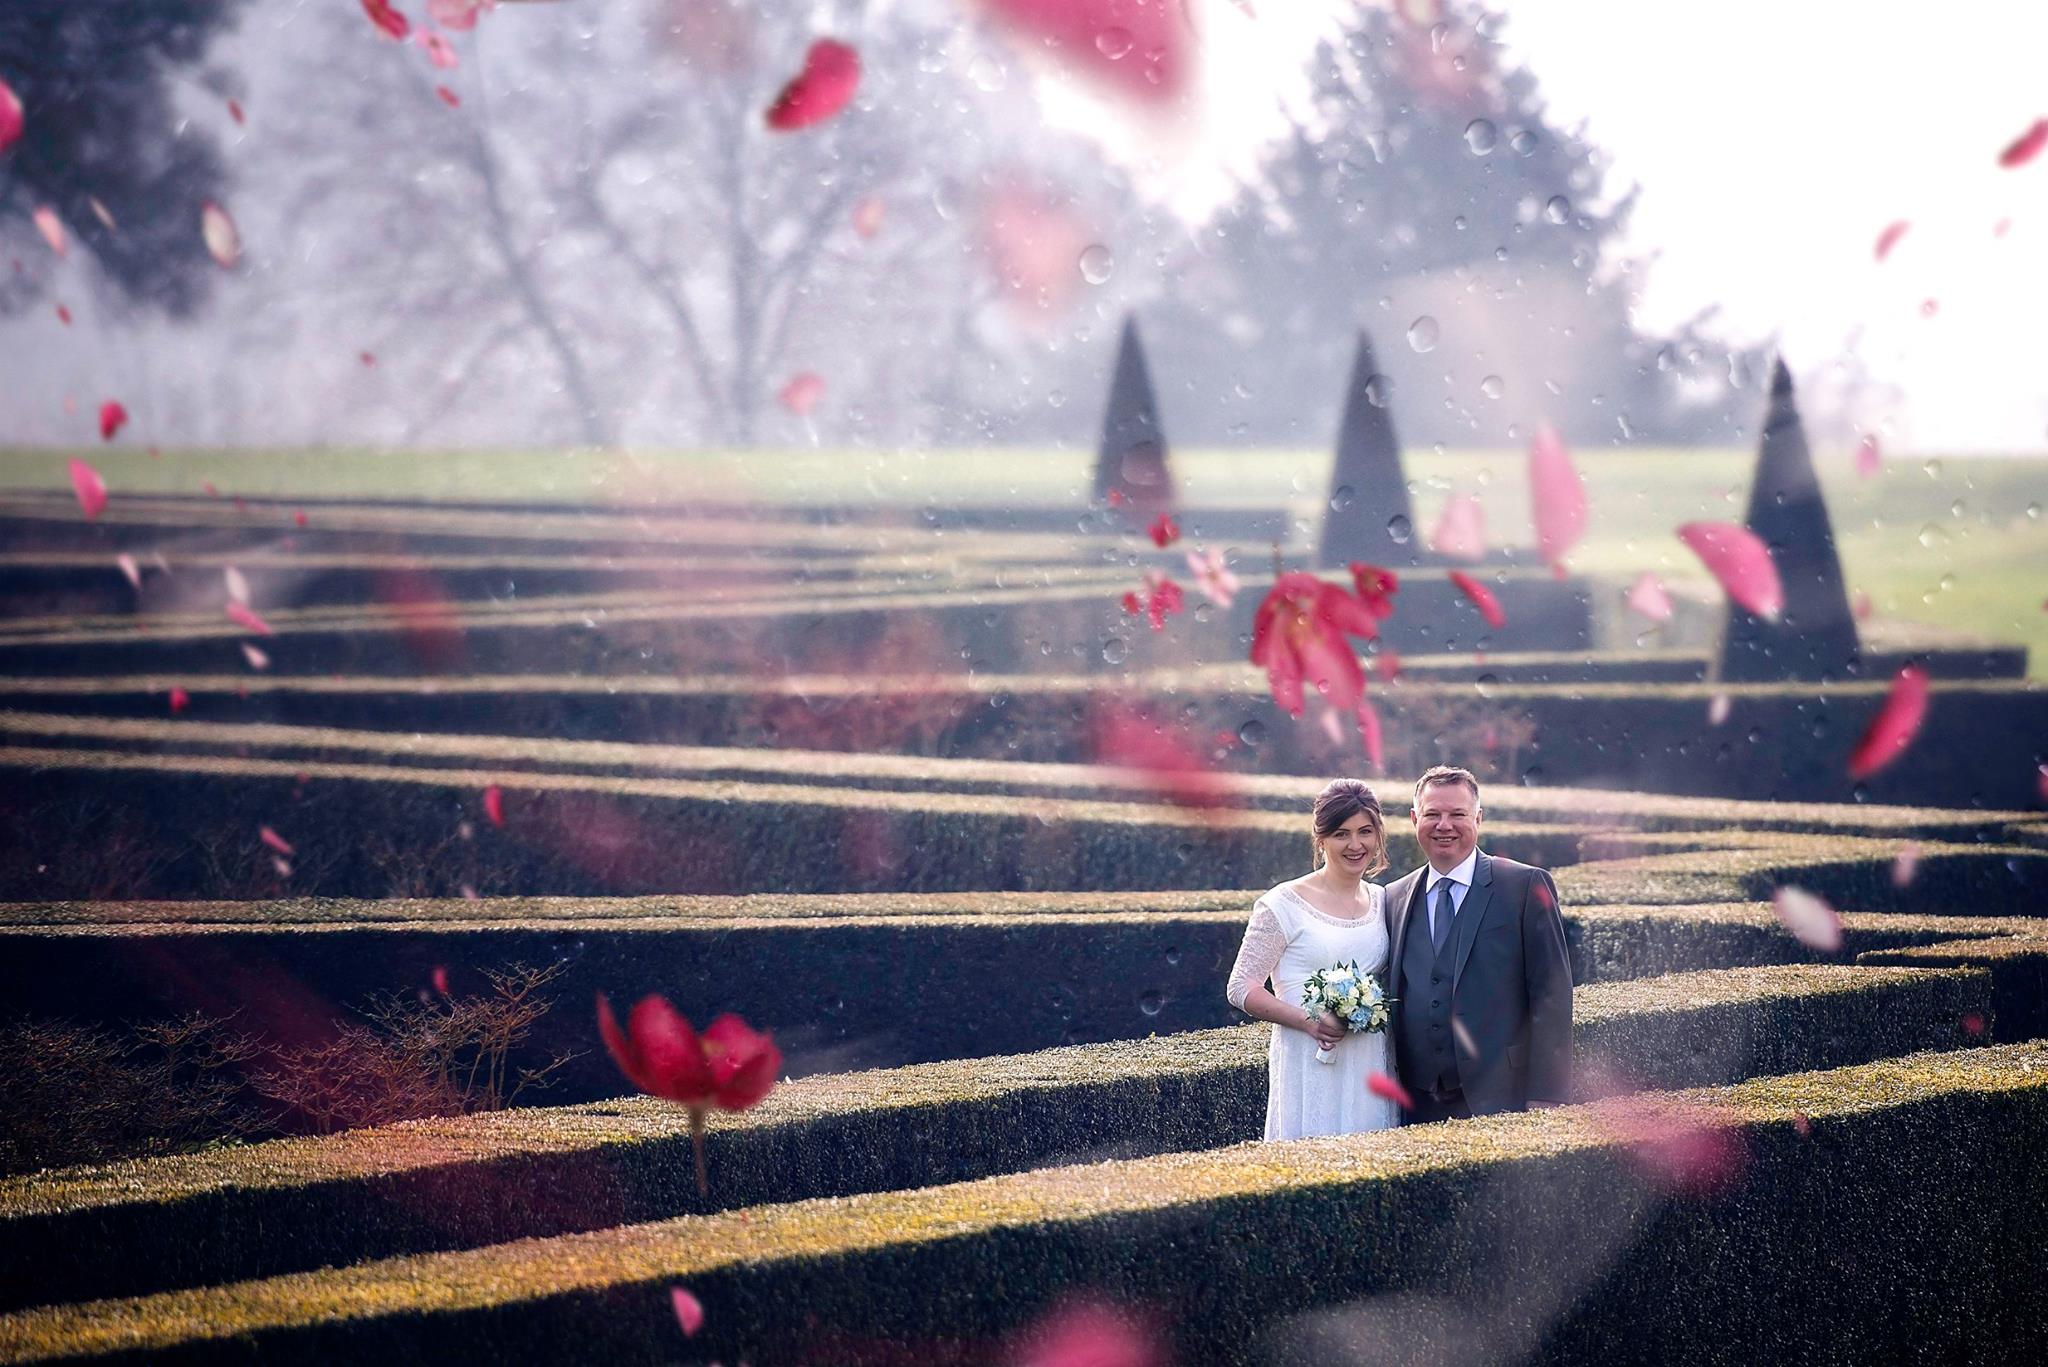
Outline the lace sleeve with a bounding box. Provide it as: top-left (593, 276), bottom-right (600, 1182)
top-left (1225, 899), bottom-right (1290, 1012)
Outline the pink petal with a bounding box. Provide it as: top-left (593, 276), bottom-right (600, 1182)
top-left (293, 509), bottom-right (308, 527)
top-left (670, 1286), bottom-right (704, 1338)
top-left (435, 85), bottom-right (461, 107)
top-left (1873, 219), bottom-right (1909, 262)
top-left (851, 195), bottom-right (885, 239)
top-left (116, 553), bottom-right (141, 589)
top-left (168, 686), bottom-right (190, 715)
top-left (595, 994), bottom-right (650, 1095)
top-left (1962, 1011), bottom-right (1986, 1038)
top-left (1998, 117), bottom-right (2048, 168)
top-left (1995, 217), bottom-right (2012, 238)
top-left (201, 202), bottom-right (241, 267)
top-left (975, 0), bottom-right (1195, 105)
top-left (1624, 572), bottom-right (1672, 622)
top-left (431, 965), bottom-right (451, 995)
top-left (417, 31), bottom-right (459, 69)
top-left (428, 0), bottom-right (490, 31)
top-left (2039, 762), bottom-right (2048, 804)
top-left (1852, 590), bottom-right (1872, 621)
top-left (1011, 1298), bottom-right (1163, 1367)
top-left (1148, 513), bottom-right (1178, 548)
top-left (1317, 706), bottom-right (1346, 747)
top-left (1891, 842), bottom-right (1921, 889)
top-left (1854, 434), bottom-right (1881, 478)
top-left (1527, 424), bottom-right (1587, 572)
top-left (32, 206), bottom-right (65, 256)
top-left (979, 183), bottom-right (1093, 317)
top-left (1707, 692), bottom-right (1731, 726)
top-left (1376, 647), bottom-right (1401, 683)
top-left (227, 98), bottom-right (245, 126)
top-left (1366, 1070), bottom-right (1414, 1110)
top-left (362, 0), bottom-right (411, 40)
top-left (0, 77), bottom-right (22, 154)
top-left (97, 400), bottom-right (128, 442)
top-left (55, 304), bottom-right (72, 325)
top-left (360, 350), bottom-right (378, 367)
top-left (777, 372), bottom-right (824, 417)
top-left (224, 566), bottom-right (250, 605)
top-left (1355, 698), bottom-right (1384, 770)
top-left (1846, 665), bottom-right (1930, 780)
top-left (626, 994), bottom-right (717, 1103)
top-left (764, 38), bottom-right (860, 131)
top-left (259, 825), bottom-right (295, 856)
top-left (1920, 298), bottom-right (1939, 318)
top-left (483, 784), bottom-right (505, 827)
top-left (1677, 521), bottom-right (1783, 620)
top-left (1430, 493), bottom-right (1487, 560)
top-left (1602, 1098), bottom-right (1747, 1194)
top-left (226, 601), bottom-right (275, 636)
top-left (1184, 549), bottom-right (1237, 607)
top-left (1447, 570), bottom-right (1506, 629)
top-left (1771, 885), bottom-right (1842, 951)
top-left (241, 642), bottom-right (270, 670)
top-left (1092, 703), bottom-right (1230, 813)
top-left (67, 459), bottom-right (108, 519)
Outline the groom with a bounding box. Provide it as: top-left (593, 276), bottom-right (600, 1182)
top-left (1386, 765), bottom-right (1573, 1122)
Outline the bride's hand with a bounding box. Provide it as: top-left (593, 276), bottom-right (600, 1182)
top-left (1306, 1011), bottom-right (1347, 1048)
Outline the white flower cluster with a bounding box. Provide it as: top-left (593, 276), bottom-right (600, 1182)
top-left (1301, 960), bottom-right (1393, 1038)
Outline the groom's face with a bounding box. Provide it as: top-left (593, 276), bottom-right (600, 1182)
top-left (1413, 779), bottom-right (1481, 872)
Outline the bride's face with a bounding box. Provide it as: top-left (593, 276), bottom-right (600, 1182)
top-left (1319, 814), bottom-right (1381, 877)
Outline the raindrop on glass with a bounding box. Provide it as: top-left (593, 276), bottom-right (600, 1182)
top-left (1364, 373), bottom-right (1392, 407)
top-left (1330, 485), bottom-right (1355, 512)
top-left (1138, 990), bottom-right (1163, 1017)
top-left (1078, 244), bottom-right (1115, 285)
top-left (1407, 316), bottom-right (1439, 353)
top-left (1474, 673), bottom-right (1498, 698)
top-left (1464, 118), bottom-right (1498, 154)
top-left (1237, 719), bottom-right (1267, 747)
top-left (1095, 26), bottom-right (1134, 59)
top-left (1511, 129), bottom-right (1538, 155)
top-left (1480, 374), bottom-right (1505, 399)
top-left (1102, 637), bottom-right (1130, 665)
top-left (1387, 513), bottom-right (1413, 545)
top-left (1544, 195), bottom-right (1572, 225)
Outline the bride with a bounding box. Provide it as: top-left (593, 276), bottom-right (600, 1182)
top-left (1225, 778), bottom-right (1399, 1140)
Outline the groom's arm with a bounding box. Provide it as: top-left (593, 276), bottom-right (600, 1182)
top-left (1521, 867), bottom-right (1573, 1105)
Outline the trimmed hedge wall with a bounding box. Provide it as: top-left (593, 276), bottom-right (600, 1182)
top-left (0, 964), bottom-right (1991, 1314)
top-left (1559, 839), bottom-right (2048, 910)
top-left (2, 1043), bottom-right (2041, 1365)
top-left (1859, 935), bottom-right (2048, 1042)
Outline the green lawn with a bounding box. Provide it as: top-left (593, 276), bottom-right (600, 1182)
top-left (3, 444), bottom-right (2043, 675)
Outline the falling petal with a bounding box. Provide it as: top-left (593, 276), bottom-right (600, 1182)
top-left (362, 0), bottom-right (411, 40)
top-left (1846, 665), bottom-right (1929, 780)
top-left (1601, 1097), bottom-right (1747, 1194)
top-left (431, 964), bottom-right (451, 994)
top-left (1919, 298), bottom-right (1938, 318)
top-left (293, 509), bottom-right (308, 527)
top-left (226, 601), bottom-right (275, 636)
top-left (0, 77), bottom-right (21, 154)
top-left (851, 195), bottom-right (884, 238)
top-left (418, 31), bottom-right (459, 69)
top-left (1998, 117), bottom-right (2048, 168)
top-left (1677, 521), bottom-right (1783, 620)
top-left (1430, 493), bottom-right (1487, 560)
top-left (1854, 434), bottom-right (1881, 478)
top-left (55, 304), bottom-right (71, 325)
top-left (1962, 1011), bottom-right (1986, 1038)
top-left (1447, 570), bottom-right (1506, 628)
top-left (1366, 1071), bottom-right (1414, 1110)
top-left (1994, 217), bottom-right (2012, 237)
top-left (272, 857), bottom-right (293, 877)
top-left (1148, 513), bottom-right (1179, 548)
top-left (435, 85), bottom-right (461, 107)
top-left (1010, 1297), bottom-right (1163, 1367)
top-left (224, 565), bottom-right (250, 605)
top-left (1791, 1110), bottom-right (1812, 1138)
top-left (459, 883), bottom-right (480, 901)
top-left (1375, 648), bottom-right (1401, 684)
top-left (97, 400), bottom-right (128, 441)
top-left (1872, 219), bottom-right (1909, 262)
top-left (1528, 424), bottom-right (1587, 572)
top-left (428, 0), bottom-right (491, 31)
top-left (167, 686), bottom-right (191, 715)
top-left (201, 201), bottom-right (241, 267)
top-left (1707, 692), bottom-right (1732, 725)
top-left (1852, 590), bottom-right (1872, 621)
top-left (1891, 841), bottom-right (1921, 888)
top-left (32, 206), bottom-right (66, 256)
top-left (1317, 706), bottom-right (1346, 747)
top-left (764, 38), bottom-right (860, 130)
top-left (241, 643), bottom-right (270, 670)
top-left (67, 459), bottom-right (107, 519)
top-left (980, 183), bottom-right (1094, 317)
top-left (1183, 548), bottom-right (1238, 607)
top-left (1348, 563), bottom-right (1399, 621)
top-left (259, 825), bottom-right (295, 856)
top-left (974, 0), bottom-right (1195, 104)
top-left (777, 372), bottom-right (825, 416)
top-left (1771, 884), bottom-right (1842, 952)
top-left (2040, 763), bottom-right (2048, 804)
top-left (1355, 698), bottom-right (1384, 770)
top-left (116, 553), bottom-right (141, 589)
top-left (87, 196), bottom-right (116, 230)
top-left (1624, 573), bottom-right (1673, 622)
top-left (227, 97), bottom-right (245, 125)
top-left (483, 784), bottom-right (505, 827)
top-left (1091, 703), bottom-right (1229, 814)
top-left (670, 1287), bottom-right (705, 1338)
top-left (360, 350), bottom-right (378, 367)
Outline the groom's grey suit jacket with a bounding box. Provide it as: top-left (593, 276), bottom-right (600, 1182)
top-left (1385, 850), bottom-right (1574, 1116)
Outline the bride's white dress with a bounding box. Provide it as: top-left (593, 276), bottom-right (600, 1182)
top-left (1226, 880), bottom-right (1398, 1140)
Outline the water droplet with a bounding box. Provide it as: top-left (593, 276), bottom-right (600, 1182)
top-left (1364, 373), bottom-right (1392, 407)
top-left (2027, 503), bottom-right (2041, 521)
top-left (968, 54), bottom-right (1007, 92)
top-left (1544, 195), bottom-right (1572, 225)
top-left (1921, 458), bottom-right (1942, 479)
top-left (1916, 523), bottom-right (1950, 549)
top-left (1479, 374), bottom-right (1504, 399)
top-left (1138, 990), bottom-right (1163, 1016)
top-left (1165, 946), bottom-right (1181, 965)
top-left (1237, 719), bottom-right (1266, 747)
top-left (1078, 244), bottom-right (1115, 285)
top-left (1406, 315), bottom-right (1439, 353)
top-left (1511, 129), bottom-right (1538, 155)
top-left (1094, 26), bottom-right (1133, 59)
top-left (1474, 673), bottom-right (1498, 698)
top-left (1102, 637), bottom-right (1130, 665)
top-left (1386, 513), bottom-right (1413, 545)
top-left (1330, 484), bottom-right (1355, 512)
top-left (1464, 119), bottom-right (1498, 154)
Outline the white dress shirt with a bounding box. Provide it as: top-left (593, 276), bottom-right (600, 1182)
top-left (1426, 848), bottom-right (1479, 942)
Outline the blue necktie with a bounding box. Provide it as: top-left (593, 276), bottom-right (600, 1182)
top-left (1431, 879), bottom-right (1455, 956)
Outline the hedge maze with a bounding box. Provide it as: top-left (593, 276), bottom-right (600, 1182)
top-left (3, 357), bottom-right (2046, 1362)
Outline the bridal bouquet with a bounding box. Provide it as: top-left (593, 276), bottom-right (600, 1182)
top-left (1301, 960), bottom-right (1393, 1065)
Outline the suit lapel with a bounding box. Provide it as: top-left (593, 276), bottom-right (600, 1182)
top-left (1387, 867), bottom-right (1425, 979)
top-left (1450, 851), bottom-right (1497, 989)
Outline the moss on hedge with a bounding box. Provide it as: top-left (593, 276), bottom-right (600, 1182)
top-left (2, 1041), bottom-right (2040, 1365)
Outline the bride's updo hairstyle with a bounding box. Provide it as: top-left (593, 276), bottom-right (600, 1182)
top-left (1309, 779), bottom-right (1389, 876)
